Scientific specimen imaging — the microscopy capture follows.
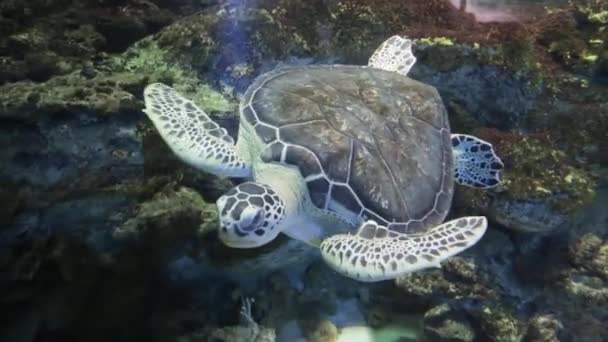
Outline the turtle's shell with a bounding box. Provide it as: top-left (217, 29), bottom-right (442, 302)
top-left (241, 65), bottom-right (453, 233)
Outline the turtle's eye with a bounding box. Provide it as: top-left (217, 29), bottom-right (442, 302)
top-left (251, 209), bottom-right (264, 227)
top-left (238, 205), bottom-right (264, 232)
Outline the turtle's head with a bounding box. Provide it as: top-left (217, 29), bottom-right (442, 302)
top-left (216, 182), bottom-right (285, 248)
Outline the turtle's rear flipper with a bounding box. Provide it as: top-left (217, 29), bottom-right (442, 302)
top-left (320, 217), bottom-right (487, 282)
top-left (451, 134), bottom-right (503, 188)
top-left (143, 83), bottom-right (250, 178)
top-left (368, 35), bottom-right (416, 76)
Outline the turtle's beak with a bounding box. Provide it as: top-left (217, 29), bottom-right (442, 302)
top-left (218, 232), bottom-right (263, 249)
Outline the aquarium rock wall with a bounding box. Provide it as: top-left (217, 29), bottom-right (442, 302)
top-left (0, 0), bottom-right (607, 341)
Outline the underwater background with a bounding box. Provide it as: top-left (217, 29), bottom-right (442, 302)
top-left (0, 0), bottom-right (606, 341)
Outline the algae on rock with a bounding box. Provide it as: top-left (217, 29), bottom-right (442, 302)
top-left (115, 185), bottom-right (217, 242)
top-left (457, 129), bottom-right (595, 233)
top-left (476, 304), bottom-right (524, 342)
top-left (115, 39), bottom-right (235, 114)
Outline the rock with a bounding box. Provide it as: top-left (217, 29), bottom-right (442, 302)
top-left (301, 260), bottom-right (360, 303)
top-left (299, 319), bottom-right (338, 342)
top-left (568, 233), bottom-right (606, 276)
top-left (472, 303), bottom-right (524, 342)
top-left (423, 303), bottom-right (475, 342)
top-left (252, 272), bottom-right (297, 326)
top-left (455, 129), bottom-right (596, 233)
top-left (0, 306), bottom-right (41, 342)
top-left (528, 227), bottom-right (608, 342)
top-left (0, 183), bottom-right (23, 227)
top-left (524, 314), bottom-right (563, 342)
top-left (3, 194), bottom-right (136, 251)
top-left (394, 257), bottom-right (498, 310)
top-left (208, 325), bottom-right (276, 342)
top-left (23, 51), bottom-right (63, 82)
top-left (0, 70), bottom-right (145, 119)
top-left (1, 1), bottom-right (607, 342)
top-left (489, 197), bottom-right (570, 234)
top-left (366, 305), bottom-right (391, 328)
top-left (413, 59), bottom-right (539, 129)
top-left (562, 272), bottom-right (608, 302)
top-left (537, 3), bottom-right (608, 78)
top-left (0, 0), bottom-right (180, 85)
top-left (0, 57), bottom-right (28, 84)
top-left (114, 185), bottom-right (216, 242)
top-left (591, 243), bottom-right (608, 279)
top-left (0, 102), bottom-right (145, 229)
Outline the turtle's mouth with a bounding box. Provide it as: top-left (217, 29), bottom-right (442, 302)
top-left (219, 235), bottom-right (263, 249)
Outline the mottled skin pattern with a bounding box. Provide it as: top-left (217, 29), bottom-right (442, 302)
top-left (320, 216), bottom-right (487, 282)
top-left (368, 36), bottom-right (417, 76)
top-left (144, 84), bottom-right (250, 178)
top-left (451, 134), bottom-right (503, 188)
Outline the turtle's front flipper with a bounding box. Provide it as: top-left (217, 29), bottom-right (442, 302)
top-left (368, 35), bottom-right (416, 76)
top-left (320, 217), bottom-right (487, 282)
top-left (144, 83), bottom-right (250, 177)
top-left (452, 134), bottom-right (503, 188)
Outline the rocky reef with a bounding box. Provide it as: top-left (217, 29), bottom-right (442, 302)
top-left (0, 0), bottom-right (607, 341)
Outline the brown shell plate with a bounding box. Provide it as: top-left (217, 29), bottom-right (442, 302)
top-left (241, 65), bottom-right (453, 232)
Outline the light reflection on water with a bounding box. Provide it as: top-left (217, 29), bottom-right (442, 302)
top-left (448, 0), bottom-right (569, 22)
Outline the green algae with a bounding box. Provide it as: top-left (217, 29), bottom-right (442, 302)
top-left (500, 135), bottom-right (595, 213)
top-left (116, 40), bottom-right (235, 113)
top-left (478, 305), bottom-right (523, 342)
top-left (417, 37), bottom-right (455, 46)
top-left (0, 70), bottom-right (143, 119)
top-left (576, 0), bottom-right (608, 25)
top-left (115, 186), bottom-right (217, 241)
top-left (417, 35), bottom-right (543, 86)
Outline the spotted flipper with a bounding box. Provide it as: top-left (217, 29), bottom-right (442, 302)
top-left (320, 217), bottom-right (487, 282)
top-left (143, 83), bottom-right (250, 177)
top-left (368, 35), bottom-right (416, 76)
top-left (451, 134), bottom-right (503, 188)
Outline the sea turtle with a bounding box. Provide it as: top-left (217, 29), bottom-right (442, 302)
top-left (143, 36), bottom-right (503, 282)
